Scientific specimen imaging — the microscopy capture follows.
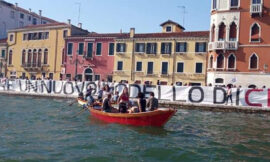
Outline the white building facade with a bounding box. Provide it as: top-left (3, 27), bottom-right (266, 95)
top-left (0, 0), bottom-right (57, 39)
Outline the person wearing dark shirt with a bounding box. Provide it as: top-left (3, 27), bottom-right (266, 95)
top-left (147, 92), bottom-right (159, 111)
top-left (129, 92), bottom-right (146, 113)
top-left (102, 94), bottom-right (118, 113)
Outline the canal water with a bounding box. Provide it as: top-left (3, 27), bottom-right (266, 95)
top-left (1, 95), bottom-right (270, 161)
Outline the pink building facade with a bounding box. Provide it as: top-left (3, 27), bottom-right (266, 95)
top-left (64, 34), bottom-right (121, 82)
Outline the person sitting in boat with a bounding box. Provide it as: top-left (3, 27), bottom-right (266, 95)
top-left (147, 92), bottom-right (159, 111)
top-left (112, 91), bottom-right (119, 103)
top-left (117, 87), bottom-right (130, 113)
top-left (97, 87), bottom-right (104, 102)
top-left (102, 85), bottom-right (111, 99)
top-left (78, 92), bottom-right (84, 100)
top-left (102, 94), bottom-right (118, 113)
top-left (85, 86), bottom-right (94, 106)
top-left (129, 92), bottom-right (146, 113)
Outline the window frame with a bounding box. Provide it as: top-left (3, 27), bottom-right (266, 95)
top-left (195, 62), bottom-right (203, 74)
top-left (135, 43), bottom-right (146, 53)
top-left (147, 62), bottom-right (154, 75)
top-left (250, 22), bottom-right (261, 43)
top-left (96, 42), bottom-right (102, 56)
top-left (78, 42), bottom-right (84, 55)
top-left (249, 53), bottom-right (259, 70)
top-left (108, 43), bottom-right (115, 56)
top-left (136, 61), bottom-right (143, 72)
top-left (117, 61), bottom-right (123, 71)
top-left (227, 53), bottom-right (237, 70)
top-left (175, 42), bottom-right (187, 53)
top-left (176, 62), bottom-right (185, 73)
top-left (86, 42), bottom-right (93, 58)
top-left (67, 43), bottom-right (73, 56)
top-left (161, 61), bottom-right (169, 75)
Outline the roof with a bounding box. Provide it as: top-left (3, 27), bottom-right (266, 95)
top-left (0, 0), bottom-right (57, 23)
top-left (67, 33), bottom-right (129, 39)
top-left (160, 20), bottom-right (185, 30)
top-left (133, 31), bottom-right (209, 38)
top-left (0, 38), bottom-right (7, 44)
top-left (15, 22), bottom-right (68, 30)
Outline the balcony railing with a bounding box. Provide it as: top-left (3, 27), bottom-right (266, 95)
top-left (250, 4), bottom-right (263, 15)
top-left (208, 41), bottom-right (238, 51)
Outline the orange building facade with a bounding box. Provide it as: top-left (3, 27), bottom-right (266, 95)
top-left (207, 0), bottom-right (270, 88)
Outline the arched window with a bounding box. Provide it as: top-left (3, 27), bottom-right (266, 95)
top-left (250, 23), bottom-right (260, 42)
top-left (8, 50), bottom-right (12, 65)
top-left (84, 68), bottom-right (93, 81)
top-left (22, 50), bottom-right (26, 66)
top-left (229, 22), bottom-right (237, 41)
top-left (217, 54), bottom-right (224, 69)
top-left (218, 22), bottom-right (226, 41)
top-left (228, 54), bottom-right (236, 69)
top-left (27, 49), bottom-right (32, 67)
top-left (32, 49), bottom-right (37, 67)
top-left (43, 49), bottom-right (48, 65)
top-left (85, 68), bottom-right (93, 74)
top-left (250, 54), bottom-right (258, 69)
top-left (38, 49), bottom-right (42, 67)
top-left (209, 55), bottom-right (214, 69)
top-left (211, 24), bottom-right (215, 42)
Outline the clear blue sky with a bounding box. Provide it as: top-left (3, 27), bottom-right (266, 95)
top-left (7, 0), bottom-right (211, 33)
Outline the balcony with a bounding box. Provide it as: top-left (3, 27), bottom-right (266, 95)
top-left (250, 4), bottom-right (263, 16)
top-left (208, 41), bottom-right (238, 51)
top-left (22, 63), bottom-right (46, 71)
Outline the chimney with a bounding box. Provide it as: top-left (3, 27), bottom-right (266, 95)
top-left (29, 8), bottom-right (32, 13)
top-left (67, 19), bottom-right (71, 25)
top-left (130, 28), bottom-right (135, 38)
top-left (39, 10), bottom-right (42, 16)
top-left (15, 3), bottom-right (18, 8)
top-left (78, 23), bottom-right (82, 29)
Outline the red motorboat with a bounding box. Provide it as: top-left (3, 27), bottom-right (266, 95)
top-left (88, 106), bottom-right (177, 127)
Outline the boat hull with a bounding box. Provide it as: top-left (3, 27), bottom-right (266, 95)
top-left (78, 98), bottom-right (87, 105)
top-left (89, 107), bottom-right (177, 127)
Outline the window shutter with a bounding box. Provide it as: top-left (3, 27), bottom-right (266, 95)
top-left (184, 42), bottom-right (187, 52)
top-left (123, 44), bottom-right (126, 52)
top-left (195, 43), bottom-right (199, 52)
top-left (169, 43), bottom-right (172, 54)
top-left (117, 43), bottom-right (120, 52)
top-left (176, 43), bottom-right (179, 52)
top-left (154, 43), bottom-right (157, 54)
top-left (146, 43), bottom-right (150, 54)
top-left (161, 43), bottom-right (165, 54)
top-left (203, 43), bottom-right (207, 52)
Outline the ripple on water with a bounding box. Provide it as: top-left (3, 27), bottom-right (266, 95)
top-left (1, 95), bottom-right (270, 161)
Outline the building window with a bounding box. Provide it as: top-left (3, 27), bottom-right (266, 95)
top-left (87, 43), bottom-right (93, 58)
top-left (116, 43), bottom-right (126, 53)
top-left (212, 0), bottom-right (217, 10)
top-left (176, 42), bottom-right (187, 53)
top-left (38, 49), bottom-right (42, 67)
top-left (146, 43), bottom-right (157, 54)
top-left (77, 74), bottom-right (82, 81)
top-left (10, 11), bottom-right (15, 19)
top-left (78, 43), bottom-right (84, 55)
top-left (211, 25), bottom-right (215, 42)
top-left (250, 54), bottom-right (258, 69)
top-left (161, 62), bottom-right (168, 75)
top-left (217, 54), bottom-right (224, 69)
top-left (95, 75), bottom-right (100, 81)
top-left (19, 21), bottom-right (24, 28)
top-left (147, 62), bottom-right (154, 74)
top-left (215, 78), bottom-right (224, 84)
top-left (228, 54), bottom-right (236, 69)
top-left (166, 26), bottom-right (172, 32)
top-left (96, 43), bottom-right (102, 56)
top-left (109, 43), bottom-right (114, 56)
top-left (136, 62), bottom-right (142, 72)
top-left (67, 43), bottom-right (73, 55)
top-left (161, 42), bottom-right (172, 54)
top-left (117, 61), bottom-right (123, 71)
top-left (49, 73), bottom-right (54, 80)
top-left (231, 0), bottom-right (239, 7)
top-left (8, 50), bottom-right (13, 65)
top-left (218, 22), bottom-right (226, 41)
top-left (33, 18), bottom-right (37, 25)
top-left (63, 30), bottom-right (68, 38)
top-left (66, 74), bottom-right (71, 80)
top-left (196, 63), bottom-right (203, 73)
top-left (135, 43), bottom-right (145, 53)
top-left (32, 49), bottom-right (37, 67)
top-left (252, 0), bottom-right (262, 4)
top-left (1, 49), bottom-right (5, 58)
top-left (27, 50), bottom-right (32, 67)
top-left (250, 23), bottom-right (260, 42)
top-left (229, 22), bottom-right (237, 41)
top-left (44, 49), bottom-right (48, 65)
top-left (9, 34), bottom-right (14, 42)
top-left (20, 13), bottom-right (24, 19)
top-left (177, 62), bottom-right (184, 73)
top-left (209, 55), bottom-right (214, 69)
top-left (28, 16), bottom-right (31, 21)
top-left (195, 42), bottom-right (207, 53)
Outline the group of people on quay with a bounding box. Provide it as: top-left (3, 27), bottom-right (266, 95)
top-left (79, 83), bottom-right (159, 114)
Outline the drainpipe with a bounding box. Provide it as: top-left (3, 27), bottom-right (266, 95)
top-left (54, 30), bottom-right (59, 76)
top-left (130, 28), bottom-right (135, 82)
top-left (172, 39), bottom-right (177, 84)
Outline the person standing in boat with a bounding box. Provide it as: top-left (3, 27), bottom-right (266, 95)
top-left (225, 85), bottom-right (233, 105)
top-left (102, 85), bottom-right (111, 99)
top-left (117, 87), bottom-right (130, 113)
top-left (102, 94), bottom-right (118, 113)
top-left (147, 92), bottom-right (159, 111)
